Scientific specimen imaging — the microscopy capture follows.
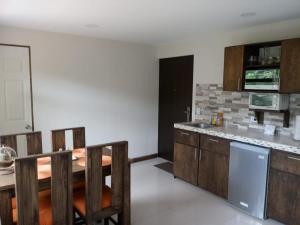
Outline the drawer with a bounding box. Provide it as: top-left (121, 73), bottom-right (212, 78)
top-left (200, 135), bottom-right (229, 156)
top-left (271, 150), bottom-right (300, 176)
top-left (174, 129), bottom-right (199, 147)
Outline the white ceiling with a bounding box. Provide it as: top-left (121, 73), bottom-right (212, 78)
top-left (1, 0), bottom-right (300, 44)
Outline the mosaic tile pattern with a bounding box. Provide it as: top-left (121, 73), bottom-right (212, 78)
top-left (194, 84), bottom-right (300, 136)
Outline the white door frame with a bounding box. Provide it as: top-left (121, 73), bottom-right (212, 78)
top-left (0, 43), bottom-right (34, 132)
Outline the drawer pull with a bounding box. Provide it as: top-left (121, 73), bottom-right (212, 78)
top-left (181, 132), bottom-right (190, 136)
top-left (287, 156), bottom-right (300, 161)
top-left (209, 138), bottom-right (219, 143)
top-left (199, 149), bottom-right (202, 161)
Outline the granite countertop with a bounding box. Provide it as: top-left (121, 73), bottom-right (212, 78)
top-left (174, 122), bottom-right (300, 155)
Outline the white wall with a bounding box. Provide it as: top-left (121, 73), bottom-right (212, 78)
top-left (156, 18), bottom-right (300, 119)
top-left (0, 26), bottom-right (158, 158)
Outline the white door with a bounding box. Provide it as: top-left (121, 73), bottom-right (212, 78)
top-left (0, 45), bottom-right (33, 136)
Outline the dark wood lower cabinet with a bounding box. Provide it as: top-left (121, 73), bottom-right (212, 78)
top-left (174, 143), bottom-right (199, 185)
top-left (198, 149), bottom-right (229, 199)
top-left (173, 129), bottom-right (300, 224)
top-left (267, 169), bottom-right (300, 225)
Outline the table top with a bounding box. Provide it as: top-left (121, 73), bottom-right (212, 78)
top-left (0, 148), bottom-right (112, 191)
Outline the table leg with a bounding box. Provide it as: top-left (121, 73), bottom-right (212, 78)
top-left (0, 190), bottom-right (13, 225)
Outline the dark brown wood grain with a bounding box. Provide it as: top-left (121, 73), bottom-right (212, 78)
top-left (51, 130), bottom-right (66, 151)
top-left (198, 149), bottom-right (229, 199)
top-left (0, 131), bottom-right (42, 155)
top-left (26, 132), bottom-right (43, 155)
top-left (270, 150), bottom-right (300, 176)
top-left (174, 143), bottom-right (199, 185)
top-left (200, 135), bottom-right (230, 156)
top-left (75, 141), bottom-right (130, 225)
top-left (223, 45), bottom-right (244, 91)
top-left (51, 152), bottom-right (73, 225)
top-left (51, 127), bottom-right (85, 151)
top-left (0, 135), bottom-right (17, 151)
top-left (14, 151), bottom-right (73, 225)
top-left (0, 190), bottom-right (13, 225)
top-left (73, 127), bottom-right (86, 149)
top-left (267, 169), bottom-right (300, 225)
top-left (85, 145), bottom-right (103, 224)
top-left (280, 38), bottom-right (300, 93)
top-left (174, 129), bottom-right (199, 147)
top-left (14, 157), bottom-right (39, 225)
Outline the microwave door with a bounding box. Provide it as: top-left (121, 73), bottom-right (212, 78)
top-left (250, 94), bottom-right (274, 109)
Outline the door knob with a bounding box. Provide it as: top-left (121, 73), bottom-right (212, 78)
top-left (25, 124), bottom-right (32, 130)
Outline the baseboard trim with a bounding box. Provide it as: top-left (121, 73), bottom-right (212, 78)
top-left (130, 153), bottom-right (158, 164)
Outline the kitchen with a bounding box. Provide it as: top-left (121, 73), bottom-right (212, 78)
top-left (170, 38), bottom-right (300, 225)
top-left (1, 1), bottom-right (300, 225)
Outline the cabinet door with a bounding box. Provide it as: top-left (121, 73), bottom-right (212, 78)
top-left (223, 46), bottom-right (244, 91)
top-left (267, 169), bottom-right (300, 225)
top-left (280, 38), bottom-right (300, 93)
top-left (198, 150), bottom-right (229, 199)
top-left (174, 143), bottom-right (198, 185)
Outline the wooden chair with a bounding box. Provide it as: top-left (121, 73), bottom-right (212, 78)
top-left (73, 141), bottom-right (130, 225)
top-left (51, 127), bottom-right (85, 152)
top-left (0, 131), bottom-right (43, 155)
top-left (14, 151), bottom-right (73, 225)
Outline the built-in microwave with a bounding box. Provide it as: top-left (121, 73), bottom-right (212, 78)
top-left (249, 93), bottom-right (289, 111)
top-left (244, 69), bottom-right (280, 91)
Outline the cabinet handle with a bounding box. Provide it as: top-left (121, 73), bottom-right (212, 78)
top-left (194, 149), bottom-right (197, 160)
top-left (181, 132), bottom-right (190, 136)
top-left (287, 156), bottom-right (300, 161)
top-left (238, 77), bottom-right (241, 91)
top-left (199, 149), bottom-right (202, 161)
top-left (209, 138), bottom-right (219, 143)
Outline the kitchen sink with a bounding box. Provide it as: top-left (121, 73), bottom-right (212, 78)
top-left (184, 122), bottom-right (212, 129)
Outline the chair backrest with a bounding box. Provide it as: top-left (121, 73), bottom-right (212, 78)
top-left (0, 131), bottom-right (43, 156)
top-left (85, 141), bottom-right (130, 225)
top-left (51, 127), bottom-right (85, 151)
top-left (14, 151), bottom-right (73, 225)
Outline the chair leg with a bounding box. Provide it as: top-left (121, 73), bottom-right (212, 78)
top-left (117, 213), bottom-right (123, 225)
top-left (104, 218), bottom-right (109, 225)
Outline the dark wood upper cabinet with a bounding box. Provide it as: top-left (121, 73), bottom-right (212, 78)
top-left (174, 142), bottom-right (199, 185)
top-left (280, 38), bottom-right (300, 93)
top-left (223, 38), bottom-right (300, 93)
top-left (223, 46), bottom-right (244, 91)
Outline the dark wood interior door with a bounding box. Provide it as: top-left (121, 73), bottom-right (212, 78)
top-left (158, 55), bottom-right (194, 161)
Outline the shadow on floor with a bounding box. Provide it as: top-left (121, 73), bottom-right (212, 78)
top-left (154, 162), bottom-right (173, 174)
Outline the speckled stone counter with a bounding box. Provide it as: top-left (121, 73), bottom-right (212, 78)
top-left (174, 123), bottom-right (300, 155)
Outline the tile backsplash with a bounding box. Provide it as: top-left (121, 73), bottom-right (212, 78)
top-left (195, 84), bottom-right (300, 136)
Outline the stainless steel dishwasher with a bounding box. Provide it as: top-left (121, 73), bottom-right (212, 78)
top-left (228, 142), bottom-right (270, 219)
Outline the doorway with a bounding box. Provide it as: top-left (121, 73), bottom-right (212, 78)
top-left (158, 55), bottom-right (194, 161)
top-left (0, 44), bottom-right (34, 135)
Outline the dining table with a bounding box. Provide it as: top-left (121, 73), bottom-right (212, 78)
top-left (0, 148), bottom-right (112, 225)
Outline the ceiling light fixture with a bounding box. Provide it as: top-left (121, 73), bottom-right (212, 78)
top-left (84, 24), bottom-right (99, 28)
top-left (240, 12), bottom-right (257, 18)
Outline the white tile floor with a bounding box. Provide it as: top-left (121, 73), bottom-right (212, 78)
top-left (131, 158), bottom-right (283, 225)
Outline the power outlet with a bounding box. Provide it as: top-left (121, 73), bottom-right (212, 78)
top-left (250, 116), bottom-right (257, 124)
